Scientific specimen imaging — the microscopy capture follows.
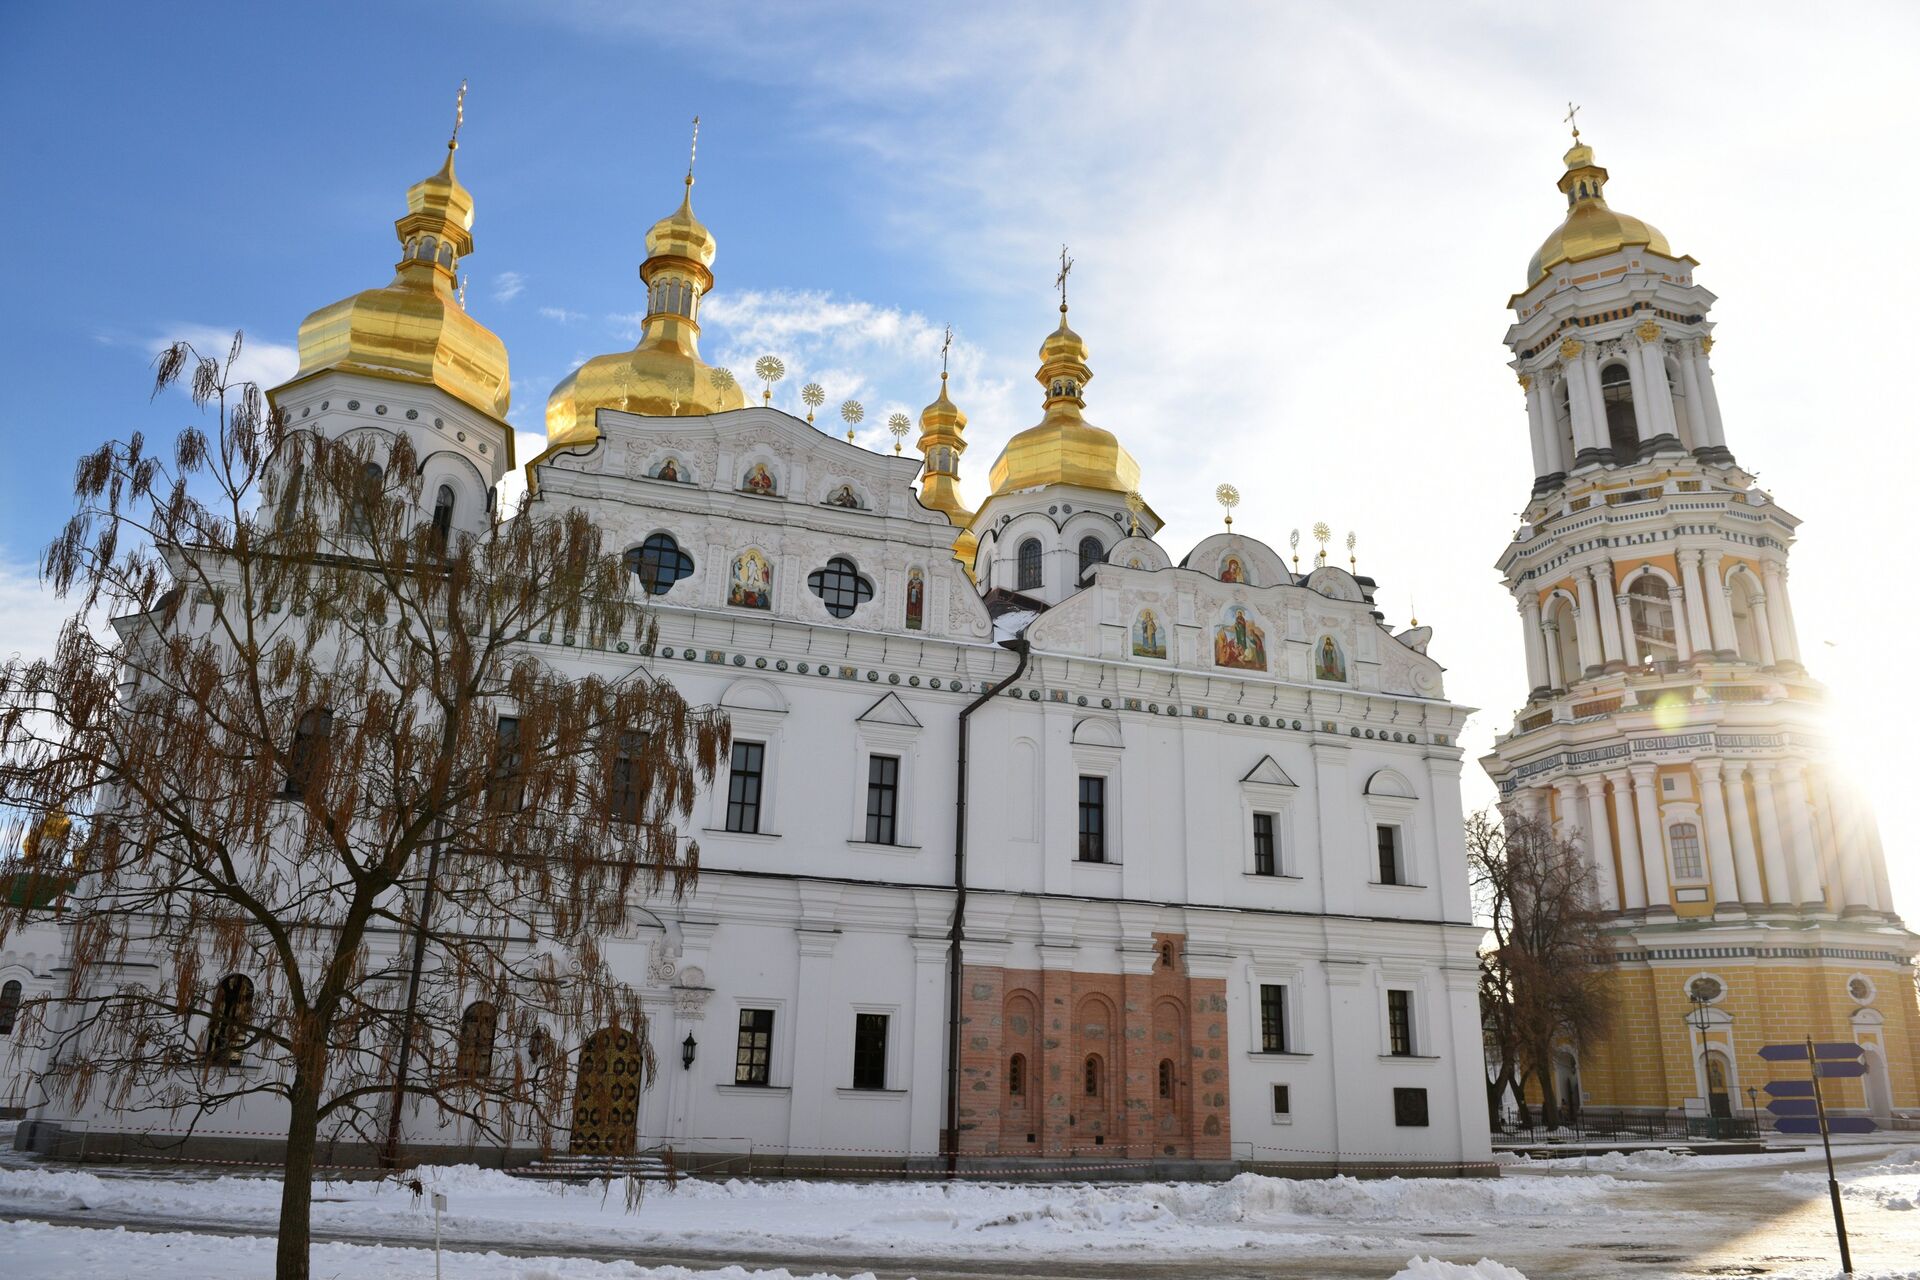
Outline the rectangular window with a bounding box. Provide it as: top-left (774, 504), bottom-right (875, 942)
top-left (1376, 824), bottom-right (1402, 885)
top-left (487, 715), bottom-right (524, 814)
top-left (608, 731), bottom-right (650, 824)
top-left (1259, 983), bottom-right (1288, 1053)
top-left (852, 1012), bottom-right (889, 1089)
top-left (864, 754), bottom-right (900, 845)
top-left (725, 741), bottom-right (766, 834)
top-left (1078, 775), bottom-right (1106, 863)
top-left (1272, 1084), bottom-right (1291, 1118)
top-left (283, 707), bottom-right (333, 798)
top-left (1668, 823), bottom-right (1704, 880)
top-left (1253, 812), bottom-right (1277, 876)
top-left (734, 1008), bottom-right (774, 1086)
top-left (1394, 1086), bottom-right (1430, 1127)
top-left (1387, 989), bottom-right (1414, 1057)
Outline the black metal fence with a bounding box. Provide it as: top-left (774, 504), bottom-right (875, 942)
top-left (1495, 1107), bottom-right (1761, 1145)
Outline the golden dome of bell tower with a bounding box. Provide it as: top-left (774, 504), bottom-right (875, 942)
top-left (544, 117), bottom-right (747, 447)
top-left (984, 252), bottom-right (1141, 498)
top-left (915, 326), bottom-right (978, 570)
top-left (1525, 121), bottom-right (1677, 286)
top-left (288, 86), bottom-right (512, 430)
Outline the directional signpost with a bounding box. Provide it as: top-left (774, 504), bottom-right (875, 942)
top-left (1759, 1039), bottom-right (1871, 1276)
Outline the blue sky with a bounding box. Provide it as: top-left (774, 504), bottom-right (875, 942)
top-left (3, 2), bottom-right (1918, 909)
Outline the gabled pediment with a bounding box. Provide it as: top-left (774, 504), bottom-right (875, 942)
top-left (1241, 755), bottom-right (1297, 788)
top-left (857, 691), bottom-right (922, 728)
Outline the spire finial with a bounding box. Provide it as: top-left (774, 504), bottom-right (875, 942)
top-left (1563, 100), bottom-right (1581, 142)
top-left (687, 115), bottom-right (700, 187)
top-left (458, 273), bottom-right (468, 310)
top-left (1054, 244), bottom-right (1073, 312)
top-left (450, 79), bottom-right (468, 152)
top-left (941, 324), bottom-right (953, 378)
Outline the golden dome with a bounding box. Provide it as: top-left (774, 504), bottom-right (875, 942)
top-left (916, 368), bottom-right (974, 543)
top-left (986, 305), bottom-right (1141, 497)
top-left (544, 174), bottom-right (744, 448)
top-left (1526, 137), bottom-right (1674, 285)
top-left (289, 141), bottom-right (511, 425)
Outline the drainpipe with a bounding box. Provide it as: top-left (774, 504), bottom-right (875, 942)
top-left (944, 638), bottom-right (1029, 1179)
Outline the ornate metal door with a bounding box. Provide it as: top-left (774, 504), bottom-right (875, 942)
top-left (570, 1027), bottom-right (643, 1156)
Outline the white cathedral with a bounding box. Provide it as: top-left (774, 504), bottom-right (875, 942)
top-left (6, 124), bottom-right (1491, 1174)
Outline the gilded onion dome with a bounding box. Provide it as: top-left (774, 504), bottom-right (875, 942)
top-left (544, 173), bottom-right (745, 447)
top-left (1526, 134), bottom-right (1675, 285)
top-left (985, 304), bottom-right (1141, 496)
top-left (915, 367), bottom-right (977, 571)
top-left (288, 136), bottom-right (512, 428)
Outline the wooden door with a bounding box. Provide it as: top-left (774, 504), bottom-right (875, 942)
top-left (570, 1027), bottom-right (643, 1156)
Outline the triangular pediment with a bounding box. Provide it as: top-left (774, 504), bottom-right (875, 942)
top-left (857, 691), bottom-right (922, 728)
top-left (1241, 755), bottom-right (1297, 788)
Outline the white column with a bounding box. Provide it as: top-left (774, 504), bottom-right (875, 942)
top-left (1590, 564), bottom-right (1623, 666)
top-left (1679, 552), bottom-right (1714, 661)
top-left (1565, 356), bottom-right (1602, 459)
top-left (1760, 563), bottom-right (1795, 662)
top-left (1551, 777), bottom-right (1580, 845)
top-left (1637, 336), bottom-right (1678, 438)
top-left (1702, 550), bottom-right (1737, 655)
top-left (1584, 357), bottom-right (1608, 453)
top-left (1670, 578), bottom-right (1695, 662)
top-left (1677, 350), bottom-right (1706, 450)
top-left (1615, 591), bottom-right (1640, 666)
top-left (1524, 378), bottom-right (1551, 478)
top-left (1693, 761), bottom-right (1744, 915)
top-left (1776, 565), bottom-right (1803, 663)
top-left (1531, 379), bottom-right (1565, 474)
top-left (1628, 764), bottom-right (1669, 911)
top-left (1748, 765), bottom-right (1795, 907)
top-left (1623, 345), bottom-right (1656, 446)
top-left (1749, 590), bottom-right (1778, 668)
top-left (1541, 618), bottom-right (1566, 689)
top-left (1721, 761), bottom-right (1765, 907)
top-left (1572, 577), bottom-right (1604, 675)
top-left (785, 929), bottom-right (840, 1154)
top-left (1605, 770), bottom-right (1648, 911)
top-left (1777, 763), bottom-right (1827, 910)
top-left (1519, 595), bottom-right (1549, 692)
top-left (1694, 347), bottom-right (1727, 447)
top-left (1580, 776), bottom-right (1620, 910)
top-left (1811, 772), bottom-right (1873, 913)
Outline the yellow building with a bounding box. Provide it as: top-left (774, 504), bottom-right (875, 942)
top-left (1480, 126), bottom-right (1918, 1126)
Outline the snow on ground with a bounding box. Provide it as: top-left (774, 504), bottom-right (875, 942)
top-left (1780, 1145), bottom-right (1920, 1211)
top-left (0, 1219), bottom-right (877, 1280)
top-left (0, 1162), bottom-right (1625, 1260)
top-left (1389, 1261), bottom-right (1531, 1280)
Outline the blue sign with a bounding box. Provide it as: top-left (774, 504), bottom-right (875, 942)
top-left (1758, 1042), bottom-right (1865, 1062)
top-left (1764, 1080), bottom-right (1816, 1098)
top-left (1816, 1061), bottom-right (1869, 1079)
top-left (1774, 1117), bottom-right (1878, 1136)
top-left (1767, 1098), bottom-right (1819, 1117)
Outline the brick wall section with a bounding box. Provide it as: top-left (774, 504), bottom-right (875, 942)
top-left (957, 932), bottom-right (1230, 1158)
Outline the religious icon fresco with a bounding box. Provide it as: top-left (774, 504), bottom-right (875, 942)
top-left (729, 549), bottom-right (773, 610)
top-left (1213, 604), bottom-right (1267, 671)
top-left (1132, 607), bottom-right (1166, 659)
top-left (1219, 554), bottom-right (1247, 584)
top-left (1315, 635), bottom-right (1347, 682)
top-left (825, 483), bottom-right (861, 509)
top-left (650, 456), bottom-right (685, 483)
top-left (905, 568), bottom-right (924, 631)
top-left (741, 462), bottom-right (778, 496)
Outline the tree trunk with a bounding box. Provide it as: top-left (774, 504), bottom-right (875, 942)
top-left (276, 1062), bottom-right (322, 1280)
top-left (1534, 1041), bottom-right (1561, 1131)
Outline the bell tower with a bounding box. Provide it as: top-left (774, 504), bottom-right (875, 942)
top-left (1481, 123), bottom-right (1916, 1124)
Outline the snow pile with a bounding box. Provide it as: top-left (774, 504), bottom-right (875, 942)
top-left (1581, 1148), bottom-right (1695, 1172)
top-left (1389, 1259), bottom-right (1531, 1280)
top-left (1196, 1171), bottom-right (1625, 1221)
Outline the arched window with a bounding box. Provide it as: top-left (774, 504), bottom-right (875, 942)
top-left (1599, 363), bottom-right (1638, 463)
top-left (1547, 597), bottom-right (1581, 686)
top-left (431, 484), bottom-right (456, 546)
top-left (1669, 822), bottom-right (1704, 880)
top-left (1008, 1052), bottom-right (1026, 1098)
top-left (527, 1025), bottom-right (552, 1072)
top-left (276, 463), bottom-right (305, 531)
top-left (807, 556), bottom-right (874, 618)
top-left (1077, 536), bottom-right (1104, 580)
top-left (1083, 1053), bottom-right (1103, 1097)
top-left (0, 979), bottom-right (21, 1036)
top-left (283, 708), bottom-right (332, 798)
top-left (1628, 576), bottom-right (1678, 663)
top-left (1158, 1057), bottom-right (1174, 1100)
top-left (1017, 538), bottom-right (1043, 592)
top-left (625, 533), bottom-right (694, 596)
top-left (206, 973), bottom-right (253, 1066)
top-left (349, 462), bottom-right (384, 538)
top-left (456, 1001), bottom-right (498, 1083)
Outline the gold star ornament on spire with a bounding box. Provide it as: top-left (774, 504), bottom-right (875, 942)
top-left (1215, 483), bottom-right (1240, 529)
top-left (1125, 489), bottom-right (1144, 537)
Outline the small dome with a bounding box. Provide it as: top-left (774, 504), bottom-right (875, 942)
top-left (290, 144), bottom-right (510, 423)
top-left (1526, 138), bottom-right (1674, 285)
top-left (646, 178), bottom-right (718, 268)
top-left (1038, 310), bottom-right (1087, 364)
top-left (986, 304), bottom-right (1140, 497)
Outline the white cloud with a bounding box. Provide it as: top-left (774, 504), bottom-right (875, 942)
top-left (0, 553), bottom-right (76, 667)
top-left (493, 271), bottom-right (527, 303)
top-left (538, 306), bottom-right (587, 324)
top-left (494, 431), bottom-right (553, 518)
top-left (150, 326), bottom-right (299, 397)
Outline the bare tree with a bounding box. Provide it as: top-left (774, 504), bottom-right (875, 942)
top-left (0, 335), bottom-right (728, 1279)
top-left (1467, 807), bottom-right (1613, 1132)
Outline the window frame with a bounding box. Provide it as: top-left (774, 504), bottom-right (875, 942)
top-left (487, 714), bottom-right (525, 814)
top-left (626, 533), bottom-right (695, 597)
top-left (282, 707), bottom-right (333, 799)
top-left (725, 740), bottom-right (767, 834)
top-left (1077, 535), bottom-right (1105, 582)
top-left (1271, 1083), bottom-right (1292, 1120)
top-left (1667, 819), bottom-right (1706, 882)
top-left (864, 753), bottom-right (900, 845)
top-left (1393, 1086), bottom-right (1431, 1127)
top-left (1077, 774), bottom-right (1107, 863)
top-left (1376, 823), bottom-right (1404, 886)
top-left (1016, 537), bottom-right (1043, 592)
top-left (0, 978), bottom-right (22, 1036)
top-left (734, 1007), bottom-right (775, 1086)
top-left (1259, 983), bottom-right (1289, 1054)
top-left (851, 1010), bottom-right (891, 1090)
top-left (607, 730), bottom-right (651, 825)
top-left (1386, 988), bottom-right (1415, 1057)
top-left (1252, 812), bottom-right (1278, 877)
top-left (807, 555), bottom-right (875, 619)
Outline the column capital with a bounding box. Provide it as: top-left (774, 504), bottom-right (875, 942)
top-left (1695, 758), bottom-right (1725, 785)
top-left (1629, 762), bottom-right (1659, 783)
top-left (1603, 766), bottom-right (1633, 786)
top-left (1722, 758), bottom-right (1750, 780)
top-left (1578, 774), bottom-right (1610, 798)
